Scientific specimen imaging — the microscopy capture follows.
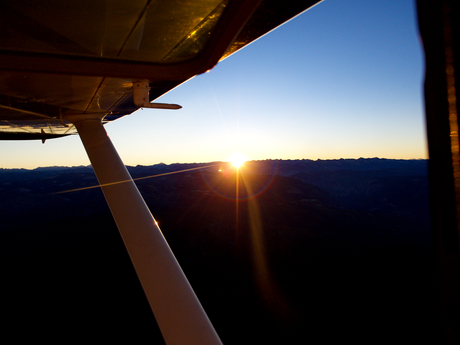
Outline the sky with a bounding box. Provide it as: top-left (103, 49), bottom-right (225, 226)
top-left (0, 0), bottom-right (426, 169)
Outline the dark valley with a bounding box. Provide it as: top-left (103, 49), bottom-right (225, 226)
top-left (0, 158), bottom-right (434, 344)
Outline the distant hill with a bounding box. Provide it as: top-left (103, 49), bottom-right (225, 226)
top-left (0, 158), bottom-right (435, 344)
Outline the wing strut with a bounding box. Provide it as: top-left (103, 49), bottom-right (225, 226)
top-left (66, 114), bottom-right (222, 345)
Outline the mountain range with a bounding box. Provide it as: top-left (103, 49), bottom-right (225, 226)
top-left (0, 158), bottom-right (434, 344)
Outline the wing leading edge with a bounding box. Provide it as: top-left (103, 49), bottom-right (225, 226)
top-left (0, 0), bottom-right (321, 140)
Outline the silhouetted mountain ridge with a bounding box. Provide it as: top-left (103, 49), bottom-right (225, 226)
top-left (0, 158), bottom-right (434, 344)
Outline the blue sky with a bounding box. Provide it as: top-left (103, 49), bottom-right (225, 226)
top-left (0, 0), bottom-right (426, 169)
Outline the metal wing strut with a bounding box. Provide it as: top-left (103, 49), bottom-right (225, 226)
top-left (67, 114), bottom-right (222, 345)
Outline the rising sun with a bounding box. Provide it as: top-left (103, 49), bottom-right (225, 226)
top-left (228, 152), bottom-right (246, 169)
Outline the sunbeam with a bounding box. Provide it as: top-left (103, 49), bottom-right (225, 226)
top-left (237, 166), bottom-right (290, 317)
top-left (53, 164), bottom-right (219, 194)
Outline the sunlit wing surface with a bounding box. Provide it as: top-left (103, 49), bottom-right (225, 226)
top-left (0, 0), bottom-right (321, 140)
top-left (0, 1), bottom-right (323, 344)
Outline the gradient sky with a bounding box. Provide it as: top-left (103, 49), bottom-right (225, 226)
top-left (0, 0), bottom-right (426, 169)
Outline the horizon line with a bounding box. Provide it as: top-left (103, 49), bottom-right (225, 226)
top-left (0, 156), bottom-right (428, 171)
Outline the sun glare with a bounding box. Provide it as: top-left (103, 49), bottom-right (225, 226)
top-left (229, 152), bottom-right (246, 169)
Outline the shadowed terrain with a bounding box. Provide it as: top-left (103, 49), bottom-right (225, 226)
top-left (0, 158), bottom-right (435, 343)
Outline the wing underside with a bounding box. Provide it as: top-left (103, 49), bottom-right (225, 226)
top-left (0, 0), bottom-right (320, 140)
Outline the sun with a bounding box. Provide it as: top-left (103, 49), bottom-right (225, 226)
top-left (228, 152), bottom-right (246, 169)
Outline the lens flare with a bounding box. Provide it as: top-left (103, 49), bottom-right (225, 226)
top-left (228, 152), bottom-right (246, 169)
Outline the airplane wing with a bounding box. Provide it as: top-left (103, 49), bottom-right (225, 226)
top-left (0, 0), bottom-right (321, 140)
top-left (2, 1), bottom-right (460, 343)
top-left (0, 1), bottom-right (322, 344)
